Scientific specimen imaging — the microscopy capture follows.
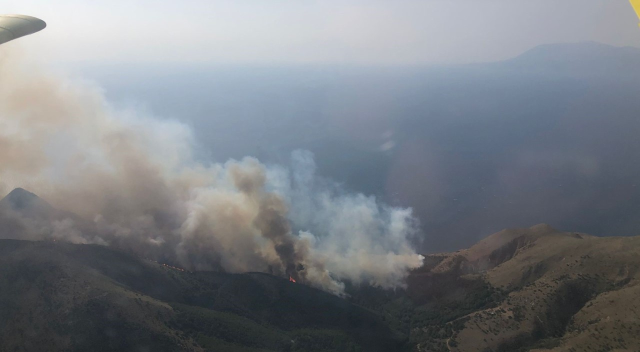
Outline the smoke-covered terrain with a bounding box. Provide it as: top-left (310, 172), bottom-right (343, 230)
top-left (68, 42), bottom-right (640, 252)
top-left (0, 48), bottom-right (423, 294)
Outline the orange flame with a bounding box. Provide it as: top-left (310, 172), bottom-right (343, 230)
top-left (161, 263), bottom-right (186, 272)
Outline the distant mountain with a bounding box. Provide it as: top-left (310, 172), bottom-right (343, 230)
top-left (502, 41), bottom-right (640, 76)
top-left (511, 41), bottom-right (640, 62)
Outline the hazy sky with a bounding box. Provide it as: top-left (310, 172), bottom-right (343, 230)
top-left (3, 1), bottom-right (640, 64)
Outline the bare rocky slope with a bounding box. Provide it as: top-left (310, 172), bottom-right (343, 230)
top-left (407, 224), bottom-right (640, 352)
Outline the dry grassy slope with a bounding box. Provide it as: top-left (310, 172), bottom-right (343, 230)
top-left (430, 224), bottom-right (593, 275)
top-left (430, 224), bottom-right (640, 352)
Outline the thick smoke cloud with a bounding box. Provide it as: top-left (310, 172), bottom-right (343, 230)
top-left (0, 48), bottom-right (423, 294)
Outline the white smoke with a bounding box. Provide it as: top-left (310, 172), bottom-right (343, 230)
top-left (0, 48), bottom-right (423, 294)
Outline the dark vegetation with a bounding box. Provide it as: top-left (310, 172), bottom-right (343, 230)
top-left (0, 239), bottom-right (404, 352)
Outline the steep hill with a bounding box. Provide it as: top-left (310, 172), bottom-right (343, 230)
top-left (0, 188), bottom-right (90, 242)
top-left (0, 188), bottom-right (55, 216)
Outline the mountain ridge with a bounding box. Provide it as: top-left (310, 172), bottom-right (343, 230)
top-left (2, 221), bottom-right (640, 351)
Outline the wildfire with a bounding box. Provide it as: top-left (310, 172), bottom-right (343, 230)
top-left (161, 263), bottom-right (186, 272)
top-left (289, 276), bottom-right (296, 283)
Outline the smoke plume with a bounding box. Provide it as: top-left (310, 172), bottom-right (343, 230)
top-left (0, 48), bottom-right (423, 294)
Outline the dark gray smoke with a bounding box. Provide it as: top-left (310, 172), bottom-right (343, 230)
top-left (0, 48), bottom-right (423, 294)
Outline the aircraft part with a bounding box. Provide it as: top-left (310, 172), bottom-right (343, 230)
top-left (0, 15), bottom-right (46, 46)
top-left (632, 0), bottom-right (640, 26)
